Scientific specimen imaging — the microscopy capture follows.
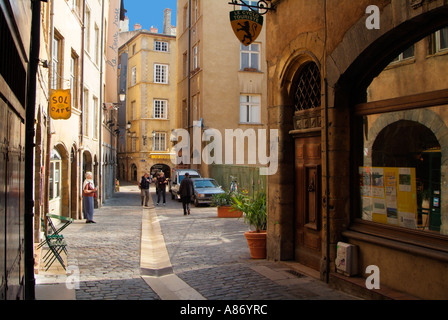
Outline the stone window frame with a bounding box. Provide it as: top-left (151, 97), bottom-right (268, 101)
top-left (353, 93), bottom-right (448, 245)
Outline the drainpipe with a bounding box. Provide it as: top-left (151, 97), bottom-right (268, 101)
top-left (24, 0), bottom-right (42, 300)
top-left (79, 0), bottom-right (86, 218)
top-left (98, 0), bottom-right (105, 206)
top-left (188, 0), bottom-right (192, 164)
top-left (44, 0), bottom-right (54, 232)
top-left (323, 0), bottom-right (331, 284)
top-left (324, 78), bottom-right (330, 284)
top-left (80, 0), bottom-right (85, 145)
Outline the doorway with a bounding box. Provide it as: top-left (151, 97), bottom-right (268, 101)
top-left (293, 133), bottom-right (322, 270)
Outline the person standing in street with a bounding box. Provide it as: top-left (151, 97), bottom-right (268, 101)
top-left (153, 170), bottom-right (160, 197)
top-left (156, 171), bottom-right (169, 206)
top-left (179, 172), bottom-right (195, 215)
top-left (139, 172), bottom-right (151, 207)
top-left (82, 171), bottom-right (97, 223)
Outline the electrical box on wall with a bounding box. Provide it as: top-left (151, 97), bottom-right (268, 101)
top-left (335, 242), bottom-right (359, 276)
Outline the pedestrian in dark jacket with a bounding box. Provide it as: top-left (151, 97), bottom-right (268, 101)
top-left (156, 171), bottom-right (169, 206)
top-left (179, 173), bottom-right (195, 215)
top-left (139, 172), bottom-right (151, 207)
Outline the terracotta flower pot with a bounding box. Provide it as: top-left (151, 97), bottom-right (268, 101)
top-left (217, 206), bottom-right (243, 218)
top-left (244, 231), bottom-right (267, 259)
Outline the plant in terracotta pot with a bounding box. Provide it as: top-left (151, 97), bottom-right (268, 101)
top-left (232, 191), bottom-right (267, 259)
top-left (212, 190), bottom-right (243, 218)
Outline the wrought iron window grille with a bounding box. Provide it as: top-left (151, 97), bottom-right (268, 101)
top-left (293, 63), bottom-right (322, 112)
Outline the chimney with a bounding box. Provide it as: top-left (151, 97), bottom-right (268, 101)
top-left (134, 23), bottom-right (142, 31)
top-left (163, 8), bottom-right (171, 35)
top-left (150, 26), bottom-right (158, 33)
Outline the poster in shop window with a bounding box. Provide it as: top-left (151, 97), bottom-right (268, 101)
top-left (359, 167), bottom-right (417, 228)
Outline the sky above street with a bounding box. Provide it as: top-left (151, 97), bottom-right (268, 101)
top-left (123, 0), bottom-right (178, 32)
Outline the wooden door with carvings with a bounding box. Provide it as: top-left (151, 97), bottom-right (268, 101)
top-left (294, 133), bottom-right (322, 270)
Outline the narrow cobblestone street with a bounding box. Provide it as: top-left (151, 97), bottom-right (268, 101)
top-left (35, 183), bottom-right (360, 303)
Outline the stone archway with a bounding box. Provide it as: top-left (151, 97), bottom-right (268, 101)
top-left (151, 164), bottom-right (172, 179)
top-left (325, 2), bottom-right (448, 253)
top-left (130, 163), bottom-right (138, 182)
top-left (365, 109), bottom-right (448, 166)
top-left (267, 0), bottom-right (448, 264)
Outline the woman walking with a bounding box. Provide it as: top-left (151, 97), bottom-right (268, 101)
top-left (82, 171), bottom-right (97, 223)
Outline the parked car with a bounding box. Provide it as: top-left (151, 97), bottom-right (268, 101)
top-left (169, 169), bottom-right (201, 200)
top-left (192, 178), bottom-right (225, 207)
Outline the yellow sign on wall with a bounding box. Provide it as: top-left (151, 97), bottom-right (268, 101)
top-left (151, 154), bottom-right (171, 160)
top-left (50, 89), bottom-right (71, 120)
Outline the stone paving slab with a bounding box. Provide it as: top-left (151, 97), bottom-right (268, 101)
top-left (36, 183), bottom-right (160, 300)
top-left (36, 183), bottom-right (360, 302)
top-left (150, 189), bottom-right (359, 301)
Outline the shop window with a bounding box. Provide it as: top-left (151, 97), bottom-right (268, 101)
top-left (356, 32), bottom-right (448, 237)
top-left (360, 117), bottom-right (442, 233)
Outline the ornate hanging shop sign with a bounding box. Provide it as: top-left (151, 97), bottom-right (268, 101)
top-left (229, 0), bottom-right (274, 46)
top-left (230, 10), bottom-right (263, 46)
top-left (49, 89), bottom-right (72, 120)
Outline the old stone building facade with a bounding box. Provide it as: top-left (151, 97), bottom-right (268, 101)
top-left (117, 13), bottom-right (177, 182)
top-left (175, 0), bottom-right (268, 192)
top-left (265, 0), bottom-right (448, 299)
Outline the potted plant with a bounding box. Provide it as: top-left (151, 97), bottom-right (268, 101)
top-left (212, 190), bottom-right (243, 218)
top-left (232, 191), bottom-right (267, 259)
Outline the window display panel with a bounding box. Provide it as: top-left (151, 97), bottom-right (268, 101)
top-left (360, 111), bottom-right (446, 235)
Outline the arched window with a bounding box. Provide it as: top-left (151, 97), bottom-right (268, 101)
top-left (292, 62), bottom-right (321, 111)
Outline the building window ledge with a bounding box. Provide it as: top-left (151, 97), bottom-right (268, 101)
top-left (343, 224), bottom-right (448, 262)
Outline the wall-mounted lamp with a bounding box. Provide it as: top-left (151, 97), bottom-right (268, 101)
top-left (119, 89), bottom-right (126, 102)
top-left (103, 90), bottom-right (126, 110)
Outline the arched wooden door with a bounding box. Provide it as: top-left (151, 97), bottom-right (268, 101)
top-left (290, 62), bottom-right (323, 271)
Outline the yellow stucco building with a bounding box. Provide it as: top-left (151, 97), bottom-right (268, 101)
top-left (118, 23), bottom-right (177, 181)
top-left (175, 0), bottom-right (268, 191)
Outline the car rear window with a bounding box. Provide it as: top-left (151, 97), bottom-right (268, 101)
top-left (194, 180), bottom-right (219, 188)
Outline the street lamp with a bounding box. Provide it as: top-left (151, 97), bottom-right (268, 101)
top-left (119, 89), bottom-right (126, 102)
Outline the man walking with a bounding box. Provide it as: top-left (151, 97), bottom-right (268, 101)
top-left (156, 171), bottom-right (169, 206)
top-left (139, 172), bottom-right (151, 207)
top-left (179, 172), bottom-right (195, 215)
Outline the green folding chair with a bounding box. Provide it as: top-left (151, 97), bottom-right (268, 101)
top-left (42, 233), bottom-right (67, 271)
top-left (40, 214), bottom-right (73, 271)
top-left (46, 213), bottom-right (74, 235)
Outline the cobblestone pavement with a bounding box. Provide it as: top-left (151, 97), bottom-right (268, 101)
top-left (36, 183), bottom-right (360, 302)
top-left (53, 184), bottom-right (159, 300)
top-left (152, 189), bottom-right (358, 301)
